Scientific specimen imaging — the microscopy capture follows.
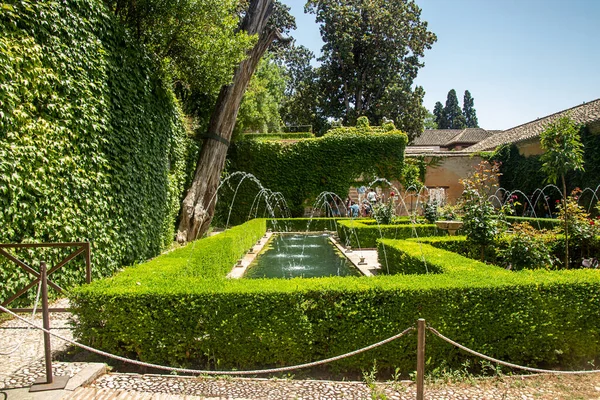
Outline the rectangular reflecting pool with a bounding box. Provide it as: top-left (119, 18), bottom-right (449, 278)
top-left (245, 233), bottom-right (361, 279)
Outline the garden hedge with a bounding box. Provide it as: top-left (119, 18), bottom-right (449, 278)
top-left (0, 0), bottom-right (195, 303)
top-left (336, 219), bottom-right (446, 248)
top-left (215, 127), bottom-right (407, 225)
top-left (266, 218), bottom-right (346, 232)
top-left (71, 218), bottom-right (600, 374)
top-left (242, 132), bottom-right (314, 140)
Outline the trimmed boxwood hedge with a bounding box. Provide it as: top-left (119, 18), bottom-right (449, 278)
top-left (266, 218), bottom-right (346, 232)
top-left (242, 132), bottom-right (314, 140)
top-left (337, 219), bottom-right (446, 248)
top-left (71, 218), bottom-right (600, 374)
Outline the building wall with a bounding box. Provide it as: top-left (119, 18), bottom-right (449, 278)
top-left (421, 155), bottom-right (486, 204)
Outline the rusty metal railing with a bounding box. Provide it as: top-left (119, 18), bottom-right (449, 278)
top-left (0, 242), bottom-right (91, 313)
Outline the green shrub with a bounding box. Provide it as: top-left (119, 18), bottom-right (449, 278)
top-left (0, 0), bottom-right (193, 302)
top-left (71, 220), bottom-right (600, 374)
top-left (496, 224), bottom-right (558, 270)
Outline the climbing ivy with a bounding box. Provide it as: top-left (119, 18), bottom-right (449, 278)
top-left (0, 0), bottom-right (194, 302)
top-left (216, 127), bottom-right (407, 225)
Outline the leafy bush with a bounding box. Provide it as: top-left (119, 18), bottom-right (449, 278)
top-left (423, 200), bottom-right (439, 224)
top-left (0, 0), bottom-right (194, 302)
top-left (496, 223), bottom-right (557, 270)
top-left (372, 199), bottom-right (395, 225)
top-left (459, 161), bottom-right (509, 260)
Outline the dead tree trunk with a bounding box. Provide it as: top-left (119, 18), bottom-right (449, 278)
top-left (177, 0), bottom-right (281, 243)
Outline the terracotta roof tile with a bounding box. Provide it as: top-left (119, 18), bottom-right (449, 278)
top-left (464, 99), bottom-right (600, 152)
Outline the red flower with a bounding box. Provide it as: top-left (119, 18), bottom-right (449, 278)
top-left (555, 200), bottom-right (560, 204)
top-left (590, 220), bottom-right (595, 226)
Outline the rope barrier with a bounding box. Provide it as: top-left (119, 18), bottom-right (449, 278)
top-left (0, 280), bottom-right (42, 355)
top-left (428, 326), bottom-right (600, 375)
top-left (0, 304), bottom-right (414, 375)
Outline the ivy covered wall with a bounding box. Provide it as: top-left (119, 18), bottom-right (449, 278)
top-left (491, 126), bottom-right (600, 208)
top-left (0, 0), bottom-right (195, 300)
top-left (216, 128), bottom-right (407, 226)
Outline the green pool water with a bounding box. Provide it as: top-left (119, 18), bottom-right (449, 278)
top-left (245, 233), bottom-right (361, 279)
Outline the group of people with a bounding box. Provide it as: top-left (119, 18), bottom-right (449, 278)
top-left (325, 187), bottom-right (396, 218)
top-left (342, 188), bottom-right (389, 217)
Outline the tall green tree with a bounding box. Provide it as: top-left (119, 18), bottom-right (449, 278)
top-left (177, 0), bottom-right (295, 242)
top-left (305, 0), bottom-right (436, 134)
top-left (424, 109), bottom-right (438, 130)
top-left (462, 90), bottom-right (479, 128)
top-left (540, 116), bottom-right (585, 268)
top-left (234, 55), bottom-right (287, 137)
top-left (443, 89), bottom-right (466, 129)
top-left (105, 0), bottom-right (254, 127)
top-left (275, 43), bottom-right (328, 134)
top-left (433, 101), bottom-right (445, 128)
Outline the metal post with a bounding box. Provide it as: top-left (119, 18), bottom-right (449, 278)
top-left (416, 318), bottom-right (426, 400)
top-left (30, 262), bottom-right (69, 392)
top-left (41, 262), bottom-right (53, 383)
top-left (85, 242), bottom-right (91, 284)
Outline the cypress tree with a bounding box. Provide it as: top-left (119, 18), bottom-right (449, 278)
top-left (444, 89), bottom-right (464, 129)
top-left (463, 90), bottom-right (479, 128)
top-left (433, 101), bottom-right (445, 128)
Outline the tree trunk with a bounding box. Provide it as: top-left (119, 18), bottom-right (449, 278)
top-left (176, 0), bottom-right (279, 243)
top-left (562, 174), bottom-right (569, 268)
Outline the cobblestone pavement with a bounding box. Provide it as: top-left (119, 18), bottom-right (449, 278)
top-left (0, 299), bottom-right (76, 389)
top-left (62, 371), bottom-right (600, 399)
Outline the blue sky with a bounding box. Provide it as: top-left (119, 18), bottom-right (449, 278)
top-left (282, 0), bottom-right (600, 130)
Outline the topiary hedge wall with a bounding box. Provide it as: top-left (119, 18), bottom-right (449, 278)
top-left (215, 128), bottom-right (407, 226)
top-left (0, 0), bottom-right (195, 302)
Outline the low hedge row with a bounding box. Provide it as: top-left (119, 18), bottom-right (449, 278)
top-left (70, 220), bottom-right (600, 374)
top-left (266, 218), bottom-right (346, 232)
top-left (337, 219), bottom-right (446, 248)
top-left (377, 238), bottom-right (600, 368)
top-left (242, 132), bottom-right (314, 140)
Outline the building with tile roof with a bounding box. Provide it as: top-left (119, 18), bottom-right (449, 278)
top-left (464, 99), bottom-right (600, 154)
top-left (408, 128), bottom-right (499, 153)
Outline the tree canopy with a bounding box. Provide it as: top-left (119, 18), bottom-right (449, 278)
top-left (303, 0), bottom-right (436, 138)
top-left (462, 90), bottom-right (479, 128)
top-left (434, 89), bottom-right (478, 129)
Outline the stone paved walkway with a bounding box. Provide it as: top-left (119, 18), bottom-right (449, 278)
top-left (0, 299), bottom-right (83, 390)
